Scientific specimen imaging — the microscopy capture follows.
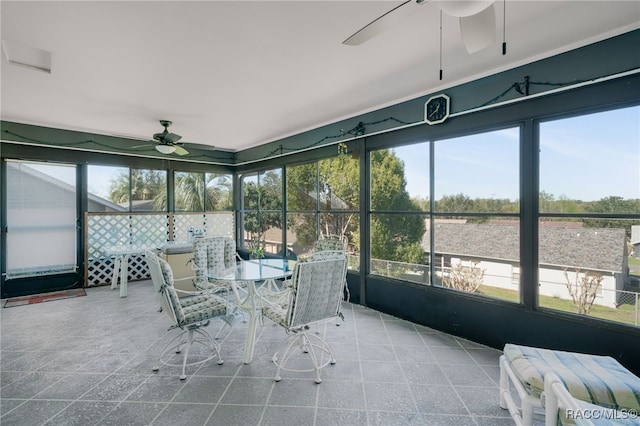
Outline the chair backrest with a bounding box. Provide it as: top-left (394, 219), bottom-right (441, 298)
top-left (145, 250), bottom-right (181, 325)
top-left (192, 236), bottom-right (237, 276)
top-left (313, 235), bottom-right (347, 253)
top-left (286, 251), bottom-right (347, 329)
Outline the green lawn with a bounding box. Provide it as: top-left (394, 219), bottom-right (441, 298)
top-left (477, 285), bottom-right (639, 327)
top-left (629, 256), bottom-right (640, 277)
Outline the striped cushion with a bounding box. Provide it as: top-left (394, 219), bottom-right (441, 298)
top-left (504, 344), bottom-right (640, 411)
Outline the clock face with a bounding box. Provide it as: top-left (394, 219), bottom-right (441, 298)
top-left (425, 94), bottom-right (450, 125)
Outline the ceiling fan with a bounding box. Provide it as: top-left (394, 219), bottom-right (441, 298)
top-left (151, 120), bottom-right (189, 155)
top-left (343, 0), bottom-right (498, 54)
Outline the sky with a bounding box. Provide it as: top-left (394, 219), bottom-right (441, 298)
top-left (20, 105), bottom-right (640, 203)
top-left (397, 105), bottom-right (640, 201)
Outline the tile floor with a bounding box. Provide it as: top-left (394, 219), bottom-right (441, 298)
top-left (1, 281), bottom-right (516, 425)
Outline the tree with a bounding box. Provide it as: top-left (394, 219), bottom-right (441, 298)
top-left (539, 190), bottom-right (556, 213)
top-left (584, 196), bottom-right (640, 238)
top-left (207, 173), bottom-right (233, 210)
top-left (370, 149), bottom-right (425, 264)
top-left (174, 172), bottom-right (206, 211)
top-left (443, 261), bottom-right (485, 292)
top-left (563, 268), bottom-right (603, 315)
top-left (286, 155), bottom-right (360, 249)
top-left (435, 193), bottom-right (474, 214)
top-left (319, 154), bottom-right (359, 243)
top-left (108, 169), bottom-right (166, 210)
top-left (242, 170), bottom-right (282, 247)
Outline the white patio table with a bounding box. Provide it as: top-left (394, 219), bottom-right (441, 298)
top-left (102, 244), bottom-right (157, 298)
top-left (206, 258), bottom-right (294, 364)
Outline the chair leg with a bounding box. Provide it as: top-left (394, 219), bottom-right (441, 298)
top-left (180, 330), bottom-right (195, 380)
top-left (154, 326), bottom-right (224, 380)
top-left (304, 334), bottom-right (323, 384)
top-left (273, 334), bottom-right (302, 382)
top-left (272, 331), bottom-right (336, 384)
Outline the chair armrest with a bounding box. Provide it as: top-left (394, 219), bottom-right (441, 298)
top-left (174, 275), bottom-right (200, 283)
top-left (258, 287), bottom-right (291, 306)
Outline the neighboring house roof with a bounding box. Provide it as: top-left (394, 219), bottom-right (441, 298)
top-left (6, 162), bottom-right (124, 211)
top-left (126, 199), bottom-right (157, 211)
top-left (421, 222), bottom-right (626, 272)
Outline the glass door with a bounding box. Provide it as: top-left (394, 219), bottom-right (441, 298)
top-left (2, 160), bottom-right (81, 298)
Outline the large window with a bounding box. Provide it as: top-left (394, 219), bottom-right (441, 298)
top-left (286, 154), bottom-right (359, 261)
top-left (433, 128), bottom-right (520, 302)
top-left (88, 166), bottom-right (167, 212)
top-left (369, 128), bottom-right (521, 301)
top-left (370, 143), bottom-right (429, 283)
top-left (240, 169), bottom-right (283, 256)
top-left (538, 106), bottom-right (640, 326)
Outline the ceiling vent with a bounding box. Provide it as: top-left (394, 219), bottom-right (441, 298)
top-left (2, 39), bottom-right (51, 73)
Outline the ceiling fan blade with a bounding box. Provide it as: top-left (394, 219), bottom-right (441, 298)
top-left (460, 3), bottom-right (496, 53)
top-left (173, 145), bottom-right (189, 156)
top-left (342, 0), bottom-right (429, 46)
top-left (164, 132), bottom-right (182, 143)
top-left (130, 141), bottom-right (155, 149)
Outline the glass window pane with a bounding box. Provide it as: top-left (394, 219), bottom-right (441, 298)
top-left (370, 213), bottom-right (428, 284)
top-left (130, 169), bottom-right (167, 212)
top-left (432, 217), bottom-right (520, 302)
top-left (287, 213), bottom-right (318, 258)
top-left (539, 106), bottom-right (640, 327)
top-left (88, 165), bottom-right (129, 212)
top-left (206, 172), bottom-right (233, 210)
top-left (6, 161), bottom-right (77, 278)
top-left (262, 212), bottom-right (283, 256)
top-left (242, 174), bottom-right (259, 211)
top-left (371, 143), bottom-right (429, 212)
top-left (174, 171), bottom-right (203, 212)
top-left (539, 107), bottom-right (640, 213)
top-left (241, 211), bottom-right (259, 250)
top-left (538, 218), bottom-right (640, 326)
top-left (319, 212), bottom-right (357, 250)
top-left (319, 155), bottom-right (359, 210)
top-left (259, 169), bottom-right (282, 211)
top-left (287, 162), bottom-right (318, 211)
top-left (434, 128), bottom-right (520, 213)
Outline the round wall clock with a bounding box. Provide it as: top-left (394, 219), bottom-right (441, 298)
top-left (425, 93), bottom-right (451, 125)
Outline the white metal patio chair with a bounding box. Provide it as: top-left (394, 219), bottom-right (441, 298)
top-left (145, 250), bottom-right (228, 380)
top-left (262, 251), bottom-right (348, 383)
top-left (190, 236), bottom-right (250, 336)
top-left (313, 234), bottom-right (348, 253)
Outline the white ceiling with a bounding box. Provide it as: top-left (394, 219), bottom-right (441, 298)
top-left (1, 1), bottom-right (639, 153)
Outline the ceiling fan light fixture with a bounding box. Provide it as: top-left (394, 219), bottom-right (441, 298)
top-left (438, 0), bottom-right (494, 17)
top-left (155, 144), bottom-right (176, 154)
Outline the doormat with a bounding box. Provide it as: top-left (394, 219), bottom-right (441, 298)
top-left (3, 288), bottom-right (87, 308)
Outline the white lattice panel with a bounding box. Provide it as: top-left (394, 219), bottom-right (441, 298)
top-left (205, 212), bottom-right (234, 237)
top-left (86, 212), bottom-right (235, 286)
top-left (173, 214), bottom-right (206, 242)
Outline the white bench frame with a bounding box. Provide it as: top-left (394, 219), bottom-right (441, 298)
top-left (500, 354), bottom-right (545, 426)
